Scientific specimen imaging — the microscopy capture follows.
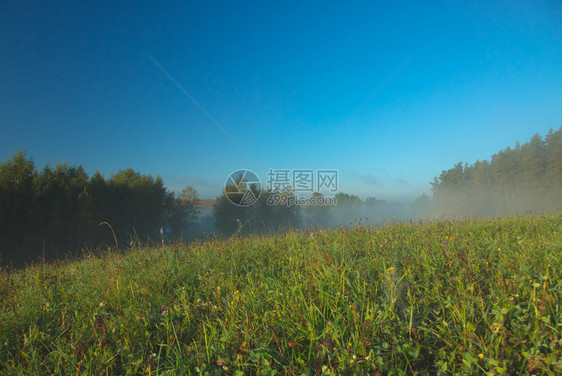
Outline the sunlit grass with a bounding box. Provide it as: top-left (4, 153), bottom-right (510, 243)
top-left (1, 215), bottom-right (560, 375)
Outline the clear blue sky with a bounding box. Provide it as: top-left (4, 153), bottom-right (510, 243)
top-left (1, 1), bottom-right (561, 201)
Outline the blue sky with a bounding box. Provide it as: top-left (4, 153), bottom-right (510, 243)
top-left (1, 1), bottom-right (561, 201)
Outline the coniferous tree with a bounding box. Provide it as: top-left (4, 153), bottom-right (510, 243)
top-left (430, 126), bottom-right (562, 216)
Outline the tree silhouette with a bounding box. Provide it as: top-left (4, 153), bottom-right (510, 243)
top-left (430, 126), bottom-right (562, 216)
top-left (0, 153), bottom-right (200, 267)
top-left (304, 192), bottom-right (333, 227)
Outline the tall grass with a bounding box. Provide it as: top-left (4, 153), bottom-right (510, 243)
top-left (0, 215), bottom-right (560, 375)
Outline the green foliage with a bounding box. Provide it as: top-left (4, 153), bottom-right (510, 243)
top-left (1, 215), bottom-right (560, 375)
top-left (430, 126), bottom-right (562, 216)
top-left (333, 192), bottom-right (362, 225)
top-left (213, 187), bottom-right (300, 236)
top-left (0, 151), bottom-right (37, 265)
top-left (304, 192), bottom-right (333, 227)
top-left (0, 153), bottom-right (199, 267)
top-left (163, 186), bottom-right (201, 240)
top-left (334, 192), bottom-right (361, 207)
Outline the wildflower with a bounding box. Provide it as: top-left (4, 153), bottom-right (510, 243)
top-left (478, 353), bottom-right (484, 359)
top-left (498, 247), bottom-right (501, 251)
top-left (162, 309), bottom-right (168, 315)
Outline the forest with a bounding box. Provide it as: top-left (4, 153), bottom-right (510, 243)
top-left (425, 126), bottom-right (562, 216)
top-left (0, 157), bottom-right (199, 267)
top-left (1, 126), bottom-right (560, 268)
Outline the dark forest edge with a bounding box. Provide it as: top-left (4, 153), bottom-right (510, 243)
top-left (0, 160), bottom-right (200, 268)
top-left (1, 126), bottom-right (561, 268)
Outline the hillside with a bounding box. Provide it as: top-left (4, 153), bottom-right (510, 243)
top-left (1, 215), bottom-right (561, 375)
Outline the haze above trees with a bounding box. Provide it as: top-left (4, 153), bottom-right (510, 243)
top-left (1, 126), bottom-right (561, 267)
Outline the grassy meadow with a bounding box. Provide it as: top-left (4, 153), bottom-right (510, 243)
top-left (0, 215), bottom-right (561, 375)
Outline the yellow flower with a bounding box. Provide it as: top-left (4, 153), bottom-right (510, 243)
top-left (386, 267), bottom-right (395, 272)
top-left (498, 248), bottom-right (501, 251)
top-left (478, 353), bottom-right (484, 359)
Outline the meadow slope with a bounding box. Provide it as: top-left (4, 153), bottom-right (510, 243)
top-left (1, 215), bottom-right (561, 375)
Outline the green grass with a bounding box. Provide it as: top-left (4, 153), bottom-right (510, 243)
top-left (1, 215), bottom-right (561, 375)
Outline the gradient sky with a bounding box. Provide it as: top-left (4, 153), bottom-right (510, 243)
top-left (2, 1), bottom-right (561, 201)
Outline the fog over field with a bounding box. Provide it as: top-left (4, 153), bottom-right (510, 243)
top-left (1, 1), bottom-right (561, 266)
top-left (2, 4), bottom-right (562, 374)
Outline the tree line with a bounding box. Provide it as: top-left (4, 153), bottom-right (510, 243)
top-left (0, 152), bottom-right (199, 267)
top-left (0, 152), bottom-right (370, 267)
top-left (211, 182), bottom-right (384, 235)
top-left (3, 126), bottom-right (560, 266)
top-left (425, 126), bottom-right (562, 216)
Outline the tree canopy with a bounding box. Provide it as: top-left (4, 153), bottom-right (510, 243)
top-left (0, 153), bottom-right (199, 267)
top-left (429, 126), bottom-right (562, 216)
